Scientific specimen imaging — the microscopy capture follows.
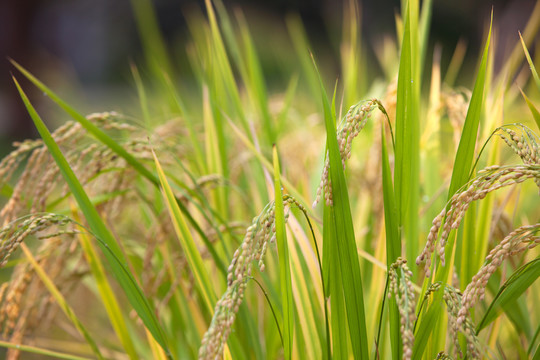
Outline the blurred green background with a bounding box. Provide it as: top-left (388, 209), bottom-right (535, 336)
top-left (0, 0), bottom-right (535, 149)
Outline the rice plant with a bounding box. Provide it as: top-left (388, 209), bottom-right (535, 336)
top-left (1, 0), bottom-right (540, 359)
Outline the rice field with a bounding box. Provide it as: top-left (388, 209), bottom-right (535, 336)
top-left (1, 0), bottom-right (540, 359)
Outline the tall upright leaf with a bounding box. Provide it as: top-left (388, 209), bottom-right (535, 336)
top-left (381, 126), bottom-right (402, 358)
top-left (314, 57), bottom-right (369, 359)
top-left (414, 15), bottom-right (492, 359)
top-left (520, 89), bottom-right (540, 132)
top-left (518, 32), bottom-right (540, 131)
top-left (273, 145), bottom-right (294, 359)
top-left (395, 0), bottom-right (420, 267)
top-left (204, 0), bottom-right (248, 132)
top-left (130, 0), bottom-right (173, 78)
top-left (447, 14), bottom-right (492, 199)
top-left (153, 151), bottom-right (217, 313)
top-left (519, 32), bottom-right (540, 91)
top-left (153, 151), bottom-right (251, 360)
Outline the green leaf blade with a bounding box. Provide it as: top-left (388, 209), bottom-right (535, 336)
top-left (153, 151), bottom-right (217, 313)
top-left (447, 16), bottom-right (492, 198)
top-left (520, 88), bottom-right (540, 132)
top-left (273, 145), bottom-right (294, 359)
top-left (313, 56), bottom-right (369, 359)
top-left (394, 1), bottom-right (420, 269)
top-left (381, 125), bottom-right (402, 359)
top-left (478, 257), bottom-right (540, 331)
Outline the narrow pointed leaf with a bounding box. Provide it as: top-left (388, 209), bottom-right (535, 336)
top-left (394, 1), bottom-right (420, 267)
top-left (381, 125), bottom-right (402, 358)
top-left (273, 145), bottom-right (294, 359)
top-left (153, 151), bottom-right (217, 313)
top-left (11, 60), bottom-right (157, 185)
top-left (519, 31), bottom-right (540, 91)
top-left (478, 257), bottom-right (540, 331)
top-left (76, 221), bottom-right (139, 360)
top-left (447, 15), bottom-right (492, 198)
top-left (0, 340), bottom-right (93, 360)
top-left (520, 88), bottom-right (540, 132)
top-left (411, 295), bottom-right (443, 360)
top-left (313, 56), bottom-right (369, 359)
top-left (20, 244), bottom-right (104, 360)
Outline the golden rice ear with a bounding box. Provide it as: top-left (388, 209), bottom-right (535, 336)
top-left (495, 125), bottom-right (540, 189)
top-left (458, 224), bottom-right (540, 327)
top-left (313, 99), bottom-right (384, 208)
top-left (443, 285), bottom-right (481, 359)
top-left (388, 258), bottom-right (416, 360)
top-left (0, 111), bottom-right (145, 224)
top-left (199, 194), bottom-right (301, 360)
top-left (417, 164), bottom-right (540, 274)
top-left (0, 214), bottom-right (74, 268)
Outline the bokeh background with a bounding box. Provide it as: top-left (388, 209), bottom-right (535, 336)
top-left (0, 0), bottom-right (536, 151)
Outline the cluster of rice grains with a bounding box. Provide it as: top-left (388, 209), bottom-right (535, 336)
top-left (388, 258), bottom-right (416, 360)
top-left (457, 223), bottom-right (540, 330)
top-left (313, 99), bottom-right (384, 207)
top-left (417, 163), bottom-right (540, 276)
top-left (0, 112), bottom-right (147, 223)
top-left (198, 195), bottom-right (304, 360)
top-left (417, 282), bottom-right (481, 359)
top-left (417, 125), bottom-right (540, 276)
top-left (0, 214), bottom-right (74, 267)
top-left (0, 215), bottom-right (83, 360)
top-left (0, 112), bottom-right (157, 358)
top-left (496, 124), bottom-right (540, 187)
top-left (415, 124), bottom-right (539, 358)
top-left (442, 284), bottom-right (481, 359)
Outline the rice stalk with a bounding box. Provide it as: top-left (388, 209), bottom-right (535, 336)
top-left (198, 195), bottom-right (305, 360)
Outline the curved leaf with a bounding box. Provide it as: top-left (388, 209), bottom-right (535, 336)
top-left (477, 257), bottom-right (540, 332)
